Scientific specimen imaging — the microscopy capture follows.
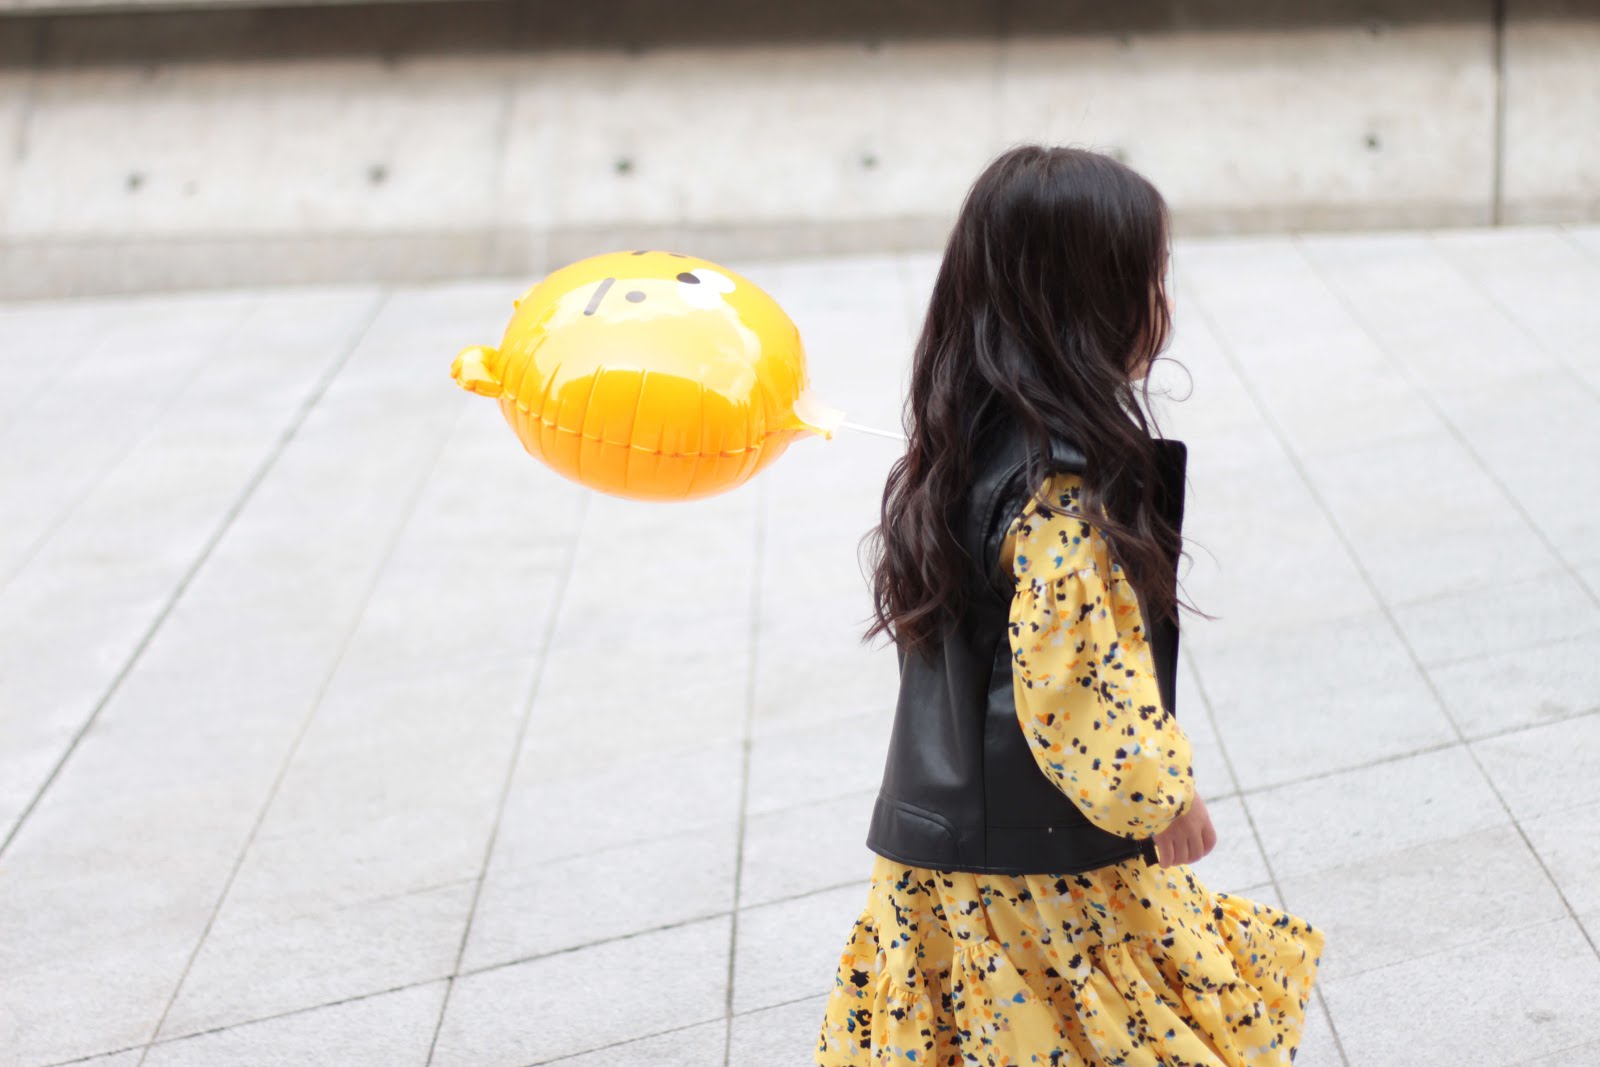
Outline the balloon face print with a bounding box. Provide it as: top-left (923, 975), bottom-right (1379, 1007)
top-left (451, 250), bottom-right (843, 501)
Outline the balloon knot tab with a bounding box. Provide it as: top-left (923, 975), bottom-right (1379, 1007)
top-left (792, 388), bottom-right (847, 440)
top-left (452, 345), bottom-right (504, 397)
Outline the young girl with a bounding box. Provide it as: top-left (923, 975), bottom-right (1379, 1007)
top-left (815, 145), bottom-right (1324, 1066)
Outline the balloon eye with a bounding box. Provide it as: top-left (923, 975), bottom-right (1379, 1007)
top-left (625, 291), bottom-right (646, 303)
top-left (677, 268), bottom-right (735, 309)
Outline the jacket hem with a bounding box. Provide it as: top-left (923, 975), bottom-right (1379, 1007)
top-left (864, 836), bottom-right (1155, 876)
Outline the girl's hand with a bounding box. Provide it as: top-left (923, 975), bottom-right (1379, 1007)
top-left (1152, 791), bottom-right (1216, 867)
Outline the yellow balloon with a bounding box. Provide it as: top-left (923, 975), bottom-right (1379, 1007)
top-left (451, 250), bottom-right (844, 501)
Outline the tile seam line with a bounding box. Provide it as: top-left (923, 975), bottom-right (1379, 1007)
top-left (1196, 240), bottom-right (1568, 733)
top-left (1419, 621), bottom-right (1600, 670)
top-left (0, 288), bottom-right (389, 862)
top-left (46, 811), bottom-right (1478, 1067)
top-left (1321, 912), bottom-right (1577, 989)
top-left (1505, 1034), bottom-right (1600, 1067)
top-left (48, 876), bottom-right (874, 1067)
top-left (38, 977), bottom-right (453, 1067)
top-left (1182, 656), bottom-right (1350, 1067)
top-left (137, 324), bottom-right (466, 1066)
top-left (1180, 277), bottom-right (1432, 1067)
top-left (1212, 698), bottom-right (1594, 806)
top-left (1422, 228), bottom-right (1600, 406)
top-left (128, 817), bottom-right (1385, 1053)
top-left (525, 1014), bottom-right (725, 1067)
top-left (45, 980), bottom-right (840, 1067)
top-left (1253, 236), bottom-right (1600, 963)
top-left (1186, 261), bottom-right (1462, 734)
top-left (512, 781), bottom-right (883, 870)
top-left (527, 989), bottom-right (834, 1067)
top-left (0, 287), bottom-right (280, 591)
top-left (222, 715), bottom-right (1599, 995)
top-left (50, 846), bottom-right (1572, 1067)
top-left (1556, 225), bottom-right (1600, 269)
top-left (723, 473), bottom-right (770, 1067)
top-left (420, 487), bottom-right (592, 1067)
top-left (0, 293), bottom-right (276, 594)
top-left (454, 873), bottom-right (866, 983)
top-left (1294, 231), bottom-right (1600, 615)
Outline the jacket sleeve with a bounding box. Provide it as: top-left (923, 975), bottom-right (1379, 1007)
top-left (1005, 472), bottom-right (1195, 840)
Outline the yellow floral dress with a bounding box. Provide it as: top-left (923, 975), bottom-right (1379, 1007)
top-left (816, 471), bottom-right (1325, 1067)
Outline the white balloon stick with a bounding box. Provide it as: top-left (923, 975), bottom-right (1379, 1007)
top-left (840, 420), bottom-right (908, 442)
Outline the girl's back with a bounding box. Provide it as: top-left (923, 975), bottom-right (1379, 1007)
top-left (815, 145), bottom-right (1325, 1066)
top-left (818, 468), bottom-right (1324, 1065)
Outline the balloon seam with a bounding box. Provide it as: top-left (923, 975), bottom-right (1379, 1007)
top-left (526, 415), bottom-right (789, 458)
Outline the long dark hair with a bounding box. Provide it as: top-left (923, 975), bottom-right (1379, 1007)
top-left (860, 144), bottom-right (1207, 661)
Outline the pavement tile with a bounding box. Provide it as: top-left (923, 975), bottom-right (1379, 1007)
top-left (1174, 659), bottom-right (1238, 796)
top-left (1299, 231), bottom-right (1558, 392)
top-left (0, 289), bottom-right (380, 840)
top-left (739, 793), bottom-right (873, 909)
top-left (1389, 567), bottom-right (1600, 668)
top-left (1298, 428), bottom-right (1561, 606)
top-left (144, 982), bottom-right (445, 1067)
top-left (1433, 372), bottom-right (1600, 571)
top-left (157, 879), bottom-right (470, 1040)
top-left (731, 883), bottom-right (864, 1015)
top-left (1519, 798), bottom-right (1600, 917)
top-left (1188, 608), bottom-right (1456, 791)
top-left (545, 1020), bottom-right (727, 1067)
top-left (0, 286), bottom-right (500, 1066)
top-left (1321, 916), bottom-right (1600, 1067)
top-left (494, 737), bottom-right (745, 864)
top-left (1177, 459), bottom-right (1378, 643)
top-left (1277, 822), bottom-right (1569, 983)
top-left (1428, 636), bottom-right (1600, 740)
top-left (6, 230), bottom-right (1599, 1066)
top-left (744, 712), bottom-right (892, 818)
top-left (461, 820), bottom-right (737, 972)
top-left (1245, 745), bottom-right (1508, 880)
top-left (1430, 227), bottom-right (1600, 396)
top-left (430, 913), bottom-right (730, 1067)
top-left (728, 994), bottom-right (832, 1067)
top-left (1474, 713), bottom-right (1600, 823)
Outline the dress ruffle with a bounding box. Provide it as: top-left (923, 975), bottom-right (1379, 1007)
top-left (816, 854), bottom-right (1324, 1067)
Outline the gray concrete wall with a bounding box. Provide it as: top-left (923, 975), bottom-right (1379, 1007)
top-left (0, 0), bottom-right (1595, 298)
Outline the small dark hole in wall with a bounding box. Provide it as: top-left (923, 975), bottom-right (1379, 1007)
top-left (1364, 133), bottom-right (1381, 151)
top-left (368, 163), bottom-right (389, 185)
top-left (126, 171), bottom-right (145, 191)
top-left (615, 157), bottom-right (635, 176)
top-left (861, 153), bottom-right (879, 170)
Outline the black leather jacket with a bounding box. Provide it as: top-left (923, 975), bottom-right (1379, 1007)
top-left (864, 417), bottom-right (1190, 875)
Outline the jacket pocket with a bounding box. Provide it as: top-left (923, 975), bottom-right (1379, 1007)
top-left (867, 795), bottom-right (961, 864)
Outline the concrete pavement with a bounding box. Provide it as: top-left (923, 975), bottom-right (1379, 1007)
top-left (2, 224), bottom-right (1599, 1066)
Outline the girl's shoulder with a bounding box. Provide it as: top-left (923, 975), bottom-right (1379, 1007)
top-left (1005, 471), bottom-right (1125, 584)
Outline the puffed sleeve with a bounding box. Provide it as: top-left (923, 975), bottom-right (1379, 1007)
top-left (1005, 471), bottom-right (1195, 840)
